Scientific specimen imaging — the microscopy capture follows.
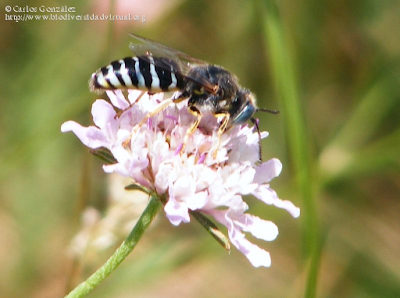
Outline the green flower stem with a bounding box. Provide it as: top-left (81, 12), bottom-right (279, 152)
top-left (65, 195), bottom-right (162, 298)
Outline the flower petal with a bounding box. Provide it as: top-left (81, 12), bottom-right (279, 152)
top-left (91, 100), bottom-right (117, 129)
top-left (252, 186), bottom-right (300, 218)
top-left (253, 158), bottom-right (282, 184)
top-left (155, 163), bottom-right (174, 194)
top-left (231, 233), bottom-right (272, 267)
top-left (61, 121), bottom-right (109, 149)
top-left (208, 209), bottom-right (272, 267)
top-left (238, 214), bottom-right (279, 241)
top-left (106, 90), bottom-right (130, 109)
top-left (164, 197), bottom-right (190, 226)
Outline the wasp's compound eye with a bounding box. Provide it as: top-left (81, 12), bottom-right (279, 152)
top-left (232, 102), bottom-right (256, 125)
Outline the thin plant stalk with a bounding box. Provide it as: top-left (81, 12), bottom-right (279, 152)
top-left (256, 0), bottom-right (320, 297)
top-left (65, 195), bottom-right (162, 298)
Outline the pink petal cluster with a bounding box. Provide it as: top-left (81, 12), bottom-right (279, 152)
top-left (61, 90), bottom-right (300, 267)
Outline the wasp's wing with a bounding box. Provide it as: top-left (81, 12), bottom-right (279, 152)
top-left (129, 34), bottom-right (218, 93)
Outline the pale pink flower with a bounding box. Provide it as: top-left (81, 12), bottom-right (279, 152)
top-left (61, 90), bottom-right (300, 267)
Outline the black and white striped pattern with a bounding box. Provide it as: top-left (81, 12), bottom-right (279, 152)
top-left (90, 56), bottom-right (185, 92)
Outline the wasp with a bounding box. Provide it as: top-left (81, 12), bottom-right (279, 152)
top-left (90, 34), bottom-right (278, 158)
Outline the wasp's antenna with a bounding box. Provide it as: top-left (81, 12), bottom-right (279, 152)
top-left (257, 108), bottom-right (280, 114)
top-left (251, 117), bottom-right (263, 162)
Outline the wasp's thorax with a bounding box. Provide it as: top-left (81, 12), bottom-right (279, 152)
top-left (182, 65), bottom-right (257, 128)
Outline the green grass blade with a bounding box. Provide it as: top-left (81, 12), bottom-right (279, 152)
top-left (257, 0), bottom-right (320, 296)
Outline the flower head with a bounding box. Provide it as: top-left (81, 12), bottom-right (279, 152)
top-left (61, 90), bottom-right (300, 267)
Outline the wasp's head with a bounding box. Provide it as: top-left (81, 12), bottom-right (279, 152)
top-left (230, 89), bottom-right (258, 125)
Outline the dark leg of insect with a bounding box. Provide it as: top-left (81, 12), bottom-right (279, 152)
top-left (212, 112), bottom-right (230, 159)
top-left (251, 117), bottom-right (263, 163)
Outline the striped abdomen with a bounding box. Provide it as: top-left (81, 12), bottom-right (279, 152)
top-left (90, 56), bottom-right (185, 92)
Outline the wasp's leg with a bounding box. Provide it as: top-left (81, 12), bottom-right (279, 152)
top-left (178, 106), bottom-right (202, 154)
top-left (131, 90), bottom-right (147, 103)
top-left (122, 97), bottom-right (175, 147)
top-left (137, 97), bottom-right (175, 127)
top-left (172, 90), bottom-right (190, 103)
top-left (250, 117), bottom-right (263, 163)
top-left (114, 91), bottom-right (146, 119)
top-left (212, 112), bottom-right (230, 159)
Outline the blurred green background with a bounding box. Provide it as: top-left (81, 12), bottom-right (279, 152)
top-left (1, 0), bottom-right (399, 297)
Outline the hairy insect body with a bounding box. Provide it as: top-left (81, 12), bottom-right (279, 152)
top-left (89, 34), bottom-right (276, 158)
top-left (90, 56), bottom-right (185, 93)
